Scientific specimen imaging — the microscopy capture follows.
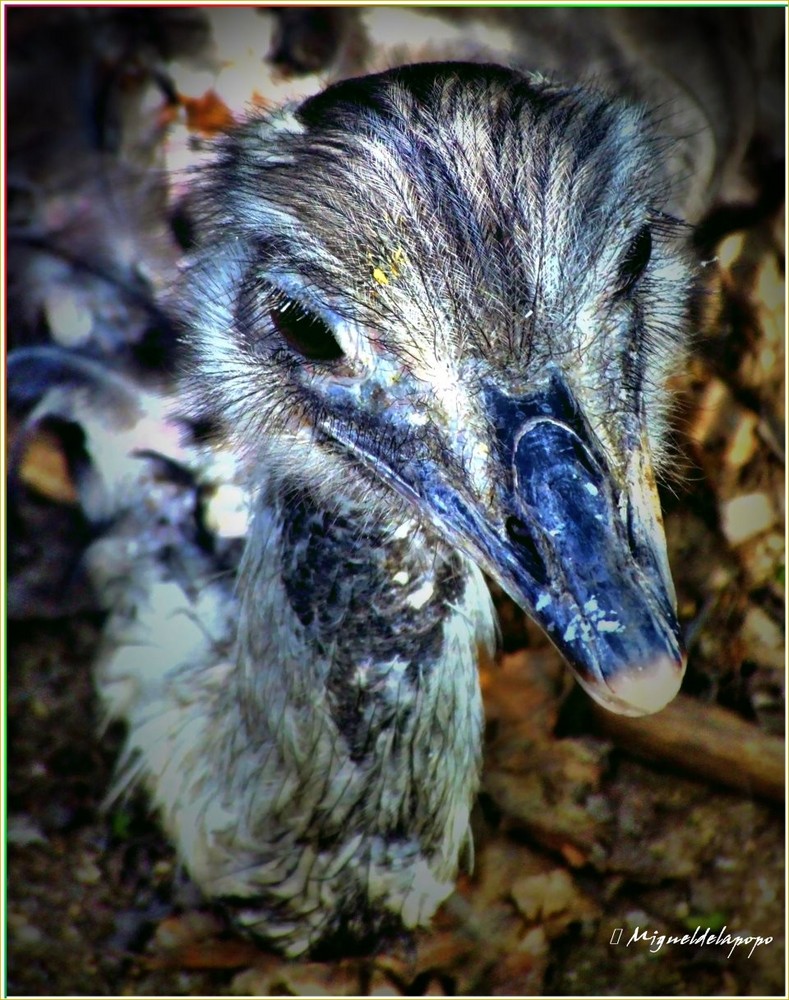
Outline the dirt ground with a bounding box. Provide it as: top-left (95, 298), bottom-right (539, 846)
top-left (6, 8), bottom-right (786, 997)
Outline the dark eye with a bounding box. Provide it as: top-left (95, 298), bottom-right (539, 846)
top-left (617, 225), bottom-right (652, 295)
top-left (270, 298), bottom-right (344, 361)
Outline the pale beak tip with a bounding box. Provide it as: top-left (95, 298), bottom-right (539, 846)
top-left (581, 651), bottom-right (687, 717)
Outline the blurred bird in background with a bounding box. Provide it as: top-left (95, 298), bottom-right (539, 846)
top-left (6, 4), bottom-right (785, 988)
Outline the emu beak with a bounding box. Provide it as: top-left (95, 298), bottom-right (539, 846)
top-left (407, 370), bottom-right (684, 717)
top-left (477, 373), bottom-right (685, 717)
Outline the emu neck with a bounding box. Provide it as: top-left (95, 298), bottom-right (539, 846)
top-left (200, 475), bottom-right (495, 951)
top-left (235, 478), bottom-right (490, 768)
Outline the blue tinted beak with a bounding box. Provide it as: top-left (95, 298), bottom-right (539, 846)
top-left (421, 372), bottom-right (685, 716)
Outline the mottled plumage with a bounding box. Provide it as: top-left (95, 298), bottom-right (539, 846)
top-left (145, 63), bottom-right (691, 953)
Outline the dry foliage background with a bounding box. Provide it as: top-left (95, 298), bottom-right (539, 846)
top-left (6, 8), bottom-right (785, 997)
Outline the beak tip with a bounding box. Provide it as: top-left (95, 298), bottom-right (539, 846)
top-left (580, 650), bottom-right (687, 717)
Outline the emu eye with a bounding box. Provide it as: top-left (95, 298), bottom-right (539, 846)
top-left (270, 298), bottom-right (344, 361)
top-left (617, 225), bottom-right (652, 295)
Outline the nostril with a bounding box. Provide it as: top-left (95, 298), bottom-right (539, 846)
top-left (505, 515), bottom-right (549, 589)
top-left (625, 501), bottom-right (639, 559)
top-left (625, 499), bottom-right (650, 566)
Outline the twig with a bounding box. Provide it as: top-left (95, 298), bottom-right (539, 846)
top-left (592, 695), bottom-right (785, 803)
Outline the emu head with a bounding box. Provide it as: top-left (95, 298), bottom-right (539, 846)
top-left (184, 63), bottom-right (694, 717)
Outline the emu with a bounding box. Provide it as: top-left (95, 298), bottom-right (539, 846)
top-left (12, 8), bottom-right (775, 957)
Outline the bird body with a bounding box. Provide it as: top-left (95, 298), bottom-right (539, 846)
top-left (12, 60), bottom-right (692, 956)
top-left (36, 62), bottom-right (686, 955)
top-left (10, 9), bottom-right (778, 958)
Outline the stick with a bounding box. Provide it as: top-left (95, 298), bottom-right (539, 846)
top-left (592, 695), bottom-right (785, 802)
